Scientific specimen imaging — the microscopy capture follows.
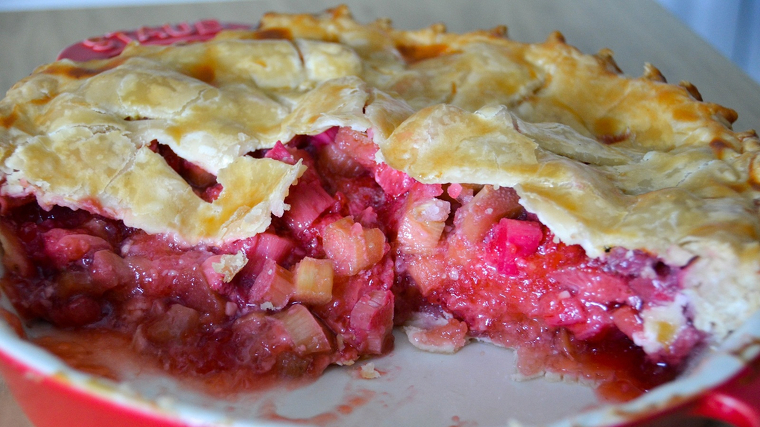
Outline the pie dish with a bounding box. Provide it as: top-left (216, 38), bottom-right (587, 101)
top-left (0, 3), bottom-right (759, 411)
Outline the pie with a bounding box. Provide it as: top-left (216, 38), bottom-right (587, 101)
top-left (1, 6), bottom-right (758, 400)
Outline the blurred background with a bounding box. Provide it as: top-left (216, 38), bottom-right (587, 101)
top-left (657, 0), bottom-right (760, 84)
top-left (0, 0), bottom-right (758, 84)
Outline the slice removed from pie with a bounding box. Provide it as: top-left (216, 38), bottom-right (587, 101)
top-left (0, 6), bottom-right (758, 400)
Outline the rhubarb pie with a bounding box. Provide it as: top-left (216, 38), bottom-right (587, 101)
top-left (1, 6), bottom-right (758, 399)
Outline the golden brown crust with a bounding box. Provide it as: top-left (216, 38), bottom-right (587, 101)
top-left (0, 6), bottom-right (758, 340)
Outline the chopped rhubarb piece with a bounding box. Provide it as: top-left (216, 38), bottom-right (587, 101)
top-left (292, 257), bottom-right (334, 305)
top-left (349, 289), bottom-right (394, 354)
top-left (284, 180), bottom-right (334, 233)
top-left (323, 217), bottom-right (387, 276)
top-left (133, 254), bottom-right (221, 310)
top-left (264, 141), bottom-right (297, 164)
top-left (318, 141), bottom-right (367, 177)
top-left (612, 306), bottom-right (644, 339)
top-left (233, 311), bottom-right (289, 345)
top-left (273, 304), bottom-right (332, 356)
top-left (119, 231), bottom-right (184, 258)
top-left (55, 270), bottom-right (95, 299)
top-left (374, 163), bottom-right (415, 197)
top-left (627, 272), bottom-right (680, 305)
top-left (312, 257), bottom-right (394, 352)
top-left (446, 183), bottom-right (475, 204)
top-left (409, 182), bottom-right (445, 200)
top-left (88, 250), bottom-right (133, 292)
top-left (397, 198), bottom-right (451, 255)
top-left (355, 207), bottom-right (378, 227)
top-left (538, 291), bottom-right (587, 327)
top-left (550, 269), bottom-right (632, 305)
top-left (144, 304), bottom-right (201, 344)
top-left (454, 185), bottom-right (523, 243)
top-left (81, 217), bottom-right (125, 244)
top-left (250, 233), bottom-right (295, 266)
top-left (333, 127), bottom-right (378, 170)
top-left (248, 259), bottom-right (295, 310)
top-left (404, 253), bottom-right (447, 295)
top-left (446, 183), bottom-right (463, 199)
top-left (316, 128), bottom-right (377, 178)
top-left (309, 127), bottom-right (339, 148)
top-left (229, 233), bottom-right (296, 277)
top-left (125, 251), bottom-right (228, 321)
top-left (565, 303), bottom-right (615, 340)
top-left (492, 218), bottom-right (543, 257)
top-left (489, 218), bottom-right (543, 274)
top-left (43, 229), bottom-right (112, 268)
top-left (536, 269), bottom-right (634, 340)
top-left (231, 311), bottom-right (293, 372)
top-left (605, 247), bottom-right (657, 275)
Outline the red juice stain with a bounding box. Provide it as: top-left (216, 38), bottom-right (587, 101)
top-left (258, 388), bottom-right (376, 427)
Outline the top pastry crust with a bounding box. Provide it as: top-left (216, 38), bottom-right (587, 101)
top-left (0, 6), bottom-right (758, 340)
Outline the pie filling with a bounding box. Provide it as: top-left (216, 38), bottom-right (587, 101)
top-left (0, 126), bottom-right (699, 400)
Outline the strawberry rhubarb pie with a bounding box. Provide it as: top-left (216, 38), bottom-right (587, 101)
top-left (1, 7), bottom-right (759, 399)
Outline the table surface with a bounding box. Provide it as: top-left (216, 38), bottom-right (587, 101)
top-left (0, 1), bottom-right (759, 426)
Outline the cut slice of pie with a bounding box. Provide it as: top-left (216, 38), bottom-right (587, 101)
top-left (1, 6), bottom-right (758, 400)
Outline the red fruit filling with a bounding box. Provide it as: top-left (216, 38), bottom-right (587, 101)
top-left (0, 127), bottom-right (700, 400)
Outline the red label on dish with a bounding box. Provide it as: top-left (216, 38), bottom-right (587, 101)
top-left (57, 20), bottom-right (251, 61)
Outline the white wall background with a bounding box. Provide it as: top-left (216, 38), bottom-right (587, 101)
top-left (0, 0), bottom-right (758, 84)
top-left (657, 0), bottom-right (760, 83)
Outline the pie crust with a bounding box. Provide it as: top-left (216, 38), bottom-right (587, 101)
top-left (0, 6), bottom-right (758, 393)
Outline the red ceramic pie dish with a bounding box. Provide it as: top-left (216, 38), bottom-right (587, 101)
top-left (1, 19), bottom-right (760, 427)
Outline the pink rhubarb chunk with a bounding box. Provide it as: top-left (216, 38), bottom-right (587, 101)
top-left (323, 217), bottom-right (387, 276)
top-left (349, 289), bottom-right (394, 354)
top-left (274, 304), bottom-right (332, 356)
top-left (248, 259), bottom-right (295, 310)
top-left (491, 218), bottom-right (544, 274)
